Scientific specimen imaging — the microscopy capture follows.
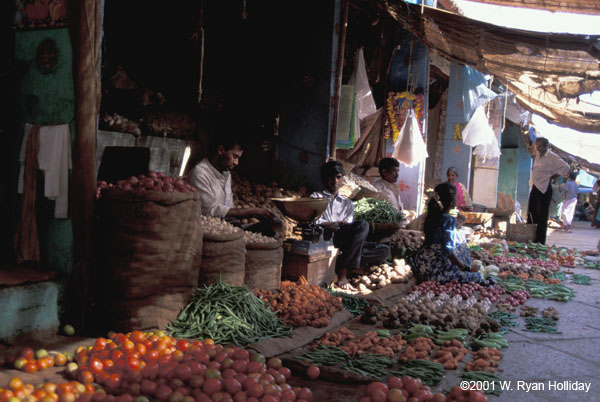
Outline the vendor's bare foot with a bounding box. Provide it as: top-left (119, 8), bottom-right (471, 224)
top-left (335, 278), bottom-right (354, 290)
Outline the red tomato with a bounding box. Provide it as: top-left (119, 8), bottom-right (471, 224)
top-left (266, 358), bottom-right (282, 370)
top-left (278, 367), bottom-right (291, 380)
top-left (202, 378), bottom-right (223, 396)
top-left (233, 349), bottom-right (249, 361)
top-left (140, 379), bottom-right (158, 396)
top-left (155, 384), bottom-right (173, 401)
top-left (223, 378), bottom-right (242, 395)
top-left (402, 376), bottom-right (420, 395)
top-left (19, 347), bottom-right (35, 360)
top-left (296, 387), bottom-right (313, 402)
top-left (387, 388), bottom-right (406, 402)
top-left (306, 366), bottom-right (320, 380)
top-left (246, 383), bottom-right (264, 399)
top-left (387, 376), bottom-right (404, 390)
top-left (90, 358), bottom-right (104, 374)
top-left (176, 339), bottom-right (190, 351)
top-left (432, 393), bottom-right (447, 402)
top-left (232, 359), bottom-right (248, 374)
top-left (366, 382), bottom-right (389, 397)
top-left (174, 364), bottom-right (192, 381)
top-left (247, 361), bottom-right (265, 374)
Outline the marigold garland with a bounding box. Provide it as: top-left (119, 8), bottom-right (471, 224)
top-left (385, 92), bottom-right (425, 142)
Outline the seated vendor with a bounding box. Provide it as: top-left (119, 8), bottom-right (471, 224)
top-left (310, 161), bottom-right (369, 290)
top-left (371, 157), bottom-right (403, 211)
top-left (186, 134), bottom-right (279, 235)
top-left (412, 182), bottom-right (483, 284)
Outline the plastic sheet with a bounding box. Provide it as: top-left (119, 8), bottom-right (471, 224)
top-left (392, 108), bottom-right (428, 167)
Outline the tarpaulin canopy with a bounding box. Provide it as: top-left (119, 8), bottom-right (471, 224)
top-left (382, 1), bottom-right (600, 133)
top-left (459, 0), bottom-right (600, 15)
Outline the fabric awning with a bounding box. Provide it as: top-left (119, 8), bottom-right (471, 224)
top-left (459, 0), bottom-right (600, 15)
top-left (382, 1), bottom-right (600, 133)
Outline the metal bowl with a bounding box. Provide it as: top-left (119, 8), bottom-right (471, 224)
top-left (271, 197), bottom-right (329, 223)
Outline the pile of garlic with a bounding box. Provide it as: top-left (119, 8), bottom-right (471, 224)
top-left (244, 231), bottom-right (280, 246)
top-left (199, 216), bottom-right (242, 236)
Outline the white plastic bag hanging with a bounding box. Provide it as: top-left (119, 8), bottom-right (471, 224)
top-left (349, 48), bottom-right (377, 122)
top-left (462, 105), bottom-right (495, 147)
top-left (392, 108), bottom-right (428, 167)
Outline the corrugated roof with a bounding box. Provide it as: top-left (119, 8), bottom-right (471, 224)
top-left (383, 1), bottom-right (600, 133)
top-left (463, 0), bottom-right (600, 16)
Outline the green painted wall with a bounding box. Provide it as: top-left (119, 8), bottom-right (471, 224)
top-left (14, 28), bottom-right (74, 278)
top-left (498, 148), bottom-right (518, 196)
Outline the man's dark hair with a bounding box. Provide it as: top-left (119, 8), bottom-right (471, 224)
top-left (379, 157), bottom-right (400, 176)
top-left (320, 160), bottom-right (345, 184)
top-left (535, 137), bottom-right (549, 146)
top-left (568, 171), bottom-right (578, 181)
top-left (209, 133), bottom-right (246, 156)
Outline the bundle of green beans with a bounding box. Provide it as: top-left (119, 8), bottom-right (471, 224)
top-left (167, 280), bottom-right (292, 345)
top-left (460, 371), bottom-right (504, 396)
top-left (393, 359), bottom-right (445, 386)
top-left (572, 274), bottom-right (591, 285)
top-left (551, 271), bottom-right (567, 281)
top-left (488, 311), bottom-right (519, 332)
top-left (328, 289), bottom-right (371, 316)
top-left (296, 346), bottom-right (350, 365)
top-left (525, 280), bottom-right (575, 301)
top-left (341, 354), bottom-right (395, 380)
top-left (524, 317), bottom-right (561, 333)
top-left (497, 275), bottom-right (526, 293)
top-left (353, 198), bottom-right (404, 223)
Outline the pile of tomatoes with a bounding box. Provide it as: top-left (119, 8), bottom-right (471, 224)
top-left (0, 378), bottom-right (99, 402)
top-left (6, 347), bottom-right (70, 374)
top-left (71, 330), bottom-right (313, 402)
top-left (359, 377), bottom-right (488, 402)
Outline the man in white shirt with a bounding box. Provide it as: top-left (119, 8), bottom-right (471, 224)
top-left (371, 157), bottom-right (403, 211)
top-left (527, 137), bottom-right (570, 244)
top-left (187, 135), bottom-right (277, 232)
top-left (311, 161), bottom-right (369, 289)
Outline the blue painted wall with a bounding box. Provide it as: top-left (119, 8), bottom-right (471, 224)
top-left (442, 63), bottom-right (472, 187)
top-left (13, 28), bottom-right (74, 278)
top-left (275, 0), bottom-right (339, 191)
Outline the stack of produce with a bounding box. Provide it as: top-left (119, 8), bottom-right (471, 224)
top-left (393, 359), bottom-right (446, 386)
top-left (363, 290), bottom-right (498, 335)
top-left (256, 278), bottom-right (344, 328)
top-left (350, 259), bottom-right (412, 292)
top-left (327, 290), bottom-right (371, 316)
top-left (472, 332), bottom-right (508, 350)
top-left (96, 171), bottom-right (196, 198)
top-left (353, 198), bottom-right (404, 223)
top-left (398, 337), bottom-right (436, 362)
top-left (358, 377), bottom-right (481, 402)
top-left (69, 331), bottom-right (313, 401)
top-left (4, 347), bottom-right (71, 374)
top-left (432, 339), bottom-right (469, 370)
top-left (231, 173), bottom-right (304, 238)
top-left (244, 230), bottom-right (281, 246)
top-left (390, 229), bottom-right (424, 254)
top-left (0, 378), bottom-right (100, 401)
top-left (167, 280), bottom-right (292, 345)
top-left (310, 327), bottom-right (406, 358)
top-left (199, 215), bottom-right (242, 237)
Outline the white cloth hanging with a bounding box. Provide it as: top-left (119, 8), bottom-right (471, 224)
top-left (462, 105), bottom-right (501, 161)
top-left (392, 108), bottom-right (428, 167)
top-left (18, 123), bottom-right (72, 218)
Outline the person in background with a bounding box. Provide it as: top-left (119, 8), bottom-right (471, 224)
top-left (592, 180), bottom-right (600, 228)
top-left (187, 134), bottom-right (278, 235)
top-left (310, 161), bottom-right (369, 290)
top-left (413, 183), bottom-right (483, 284)
top-left (527, 137), bottom-right (570, 244)
top-left (371, 157), bottom-right (403, 211)
top-left (446, 167), bottom-right (472, 211)
top-left (560, 171), bottom-right (579, 232)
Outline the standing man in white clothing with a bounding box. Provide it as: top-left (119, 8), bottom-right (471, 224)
top-left (186, 135), bottom-right (277, 233)
top-left (371, 157), bottom-right (403, 211)
top-left (527, 137), bottom-right (570, 244)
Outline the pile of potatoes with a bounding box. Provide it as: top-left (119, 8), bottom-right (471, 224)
top-left (231, 173), bottom-right (306, 238)
top-left (350, 259), bottom-right (412, 292)
top-left (390, 229), bottom-right (424, 251)
top-left (362, 291), bottom-right (498, 335)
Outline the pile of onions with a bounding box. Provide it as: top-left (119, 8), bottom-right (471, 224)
top-left (96, 171), bottom-right (196, 198)
top-left (504, 289), bottom-right (530, 306)
top-left (199, 216), bottom-right (241, 236)
top-left (244, 231), bottom-right (280, 245)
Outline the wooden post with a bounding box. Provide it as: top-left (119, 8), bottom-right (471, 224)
top-left (330, 0), bottom-right (350, 159)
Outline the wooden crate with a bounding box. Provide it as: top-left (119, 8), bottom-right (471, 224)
top-left (282, 249), bottom-right (338, 286)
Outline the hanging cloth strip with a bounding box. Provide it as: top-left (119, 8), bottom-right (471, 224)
top-left (14, 125), bottom-right (41, 264)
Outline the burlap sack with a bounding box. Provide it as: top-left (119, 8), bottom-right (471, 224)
top-left (108, 289), bottom-right (194, 332)
top-left (97, 190), bottom-right (202, 300)
top-left (245, 239), bottom-right (284, 290)
top-left (199, 230), bottom-right (246, 286)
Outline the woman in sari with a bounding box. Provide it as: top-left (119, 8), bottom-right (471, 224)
top-left (446, 167), bottom-right (472, 211)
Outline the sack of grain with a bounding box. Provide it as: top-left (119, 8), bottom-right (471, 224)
top-left (244, 235), bottom-right (283, 290)
top-left (200, 229), bottom-right (246, 286)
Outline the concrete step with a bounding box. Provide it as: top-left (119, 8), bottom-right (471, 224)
top-left (0, 280), bottom-right (60, 341)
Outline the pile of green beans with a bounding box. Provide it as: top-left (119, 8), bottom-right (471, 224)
top-left (488, 311), bottom-right (519, 332)
top-left (572, 274), bottom-right (591, 285)
top-left (329, 290), bottom-right (371, 316)
top-left (354, 198), bottom-right (404, 223)
top-left (167, 280), bottom-right (292, 345)
top-left (525, 280), bottom-right (575, 301)
top-left (296, 346), bottom-right (350, 365)
top-left (524, 317), bottom-right (561, 333)
top-left (393, 359), bottom-right (445, 386)
top-left (497, 275), bottom-right (526, 293)
top-left (341, 354), bottom-right (395, 380)
top-left (460, 371), bottom-right (504, 396)
top-left (551, 271), bottom-right (567, 281)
